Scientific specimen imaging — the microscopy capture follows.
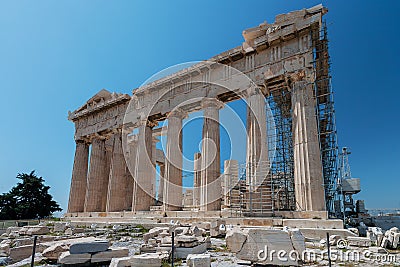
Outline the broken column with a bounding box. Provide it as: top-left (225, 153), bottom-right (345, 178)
top-left (291, 80), bottom-right (325, 211)
top-left (163, 108), bottom-right (186, 211)
top-left (68, 140), bottom-right (89, 213)
top-left (85, 136), bottom-right (109, 212)
top-left (200, 98), bottom-right (223, 211)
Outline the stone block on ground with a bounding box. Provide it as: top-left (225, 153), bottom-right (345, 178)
top-left (23, 226), bottom-right (50, 236)
top-left (346, 236), bottom-right (371, 247)
top-left (53, 222), bottom-right (68, 232)
top-left (175, 242), bottom-right (208, 259)
top-left (6, 227), bottom-right (21, 235)
top-left (288, 229), bottom-right (306, 254)
top-left (91, 247), bottom-right (129, 263)
top-left (58, 251), bottom-right (91, 265)
top-left (129, 252), bottom-right (168, 267)
top-left (186, 253), bottom-right (211, 267)
top-left (9, 244), bottom-right (49, 262)
top-left (109, 256), bottom-right (132, 267)
top-left (236, 229), bottom-right (300, 266)
top-left (69, 239), bottom-right (110, 254)
top-left (64, 227), bottom-right (85, 235)
top-left (42, 244), bottom-right (69, 260)
top-left (225, 228), bottom-right (248, 253)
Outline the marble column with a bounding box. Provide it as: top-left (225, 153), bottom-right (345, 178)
top-left (84, 137), bottom-right (109, 212)
top-left (158, 163), bottom-right (165, 203)
top-left (245, 87), bottom-right (271, 213)
top-left (127, 135), bottom-right (138, 211)
top-left (292, 81), bottom-right (326, 211)
top-left (132, 120), bottom-right (156, 211)
top-left (106, 130), bottom-right (128, 212)
top-left (192, 153), bottom-right (201, 208)
top-left (67, 140), bottom-right (89, 213)
top-left (223, 159), bottom-right (239, 207)
top-left (246, 87), bottom-right (269, 189)
top-left (163, 109), bottom-right (186, 211)
top-left (200, 98), bottom-right (223, 211)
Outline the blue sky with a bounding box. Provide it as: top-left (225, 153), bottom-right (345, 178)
top-left (0, 0), bottom-right (399, 212)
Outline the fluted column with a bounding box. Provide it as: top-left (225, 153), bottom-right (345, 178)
top-left (163, 109), bottom-right (186, 211)
top-left (292, 81), bottom-right (326, 211)
top-left (158, 163), bottom-right (165, 203)
top-left (106, 130), bottom-right (128, 212)
top-left (85, 137), bottom-right (109, 212)
top-left (132, 120), bottom-right (156, 211)
top-left (245, 87), bottom-right (272, 213)
top-left (246, 87), bottom-right (269, 188)
top-left (223, 159), bottom-right (239, 207)
top-left (67, 140), bottom-right (89, 213)
top-left (127, 135), bottom-right (138, 211)
top-left (200, 98), bottom-right (223, 211)
top-left (192, 153), bottom-right (201, 208)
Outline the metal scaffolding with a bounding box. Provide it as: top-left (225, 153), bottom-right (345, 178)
top-left (312, 20), bottom-right (340, 216)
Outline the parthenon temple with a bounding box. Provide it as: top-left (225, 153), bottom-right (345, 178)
top-left (66, 5), bottom-right (338, 221)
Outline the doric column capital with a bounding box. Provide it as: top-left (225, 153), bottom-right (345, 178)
top-left (201, 97), bottom-right (224, 110)
top-left (167, 107), bottom-right (187, 120)
top-left (246, 86), bottom-right (264, 98)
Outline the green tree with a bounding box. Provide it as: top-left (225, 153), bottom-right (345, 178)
top-left (0, 171), bottom-right (62, 219)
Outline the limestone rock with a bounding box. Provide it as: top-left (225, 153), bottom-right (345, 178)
top-left (42, 244), bottom-right (69, 260)
top-left (69, 239), bottom-right (109, 254)
top-left (226, 228), bottom-right (248, 253)
top-left (91, 247), bottom-right (129, 263)
top-left (58, 251), bottom-right (91, 265)
top-left (186, 253), bottom-right (211, 267)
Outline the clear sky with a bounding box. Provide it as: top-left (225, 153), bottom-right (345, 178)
top-left (0, 0), bottom-right (399, 213)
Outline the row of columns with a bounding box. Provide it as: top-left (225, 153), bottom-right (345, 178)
top-left (68, 82), bottom-right (326, 213)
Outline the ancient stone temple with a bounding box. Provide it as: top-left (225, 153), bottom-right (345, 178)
top-left (66, 5), bottom-right (337, 221)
